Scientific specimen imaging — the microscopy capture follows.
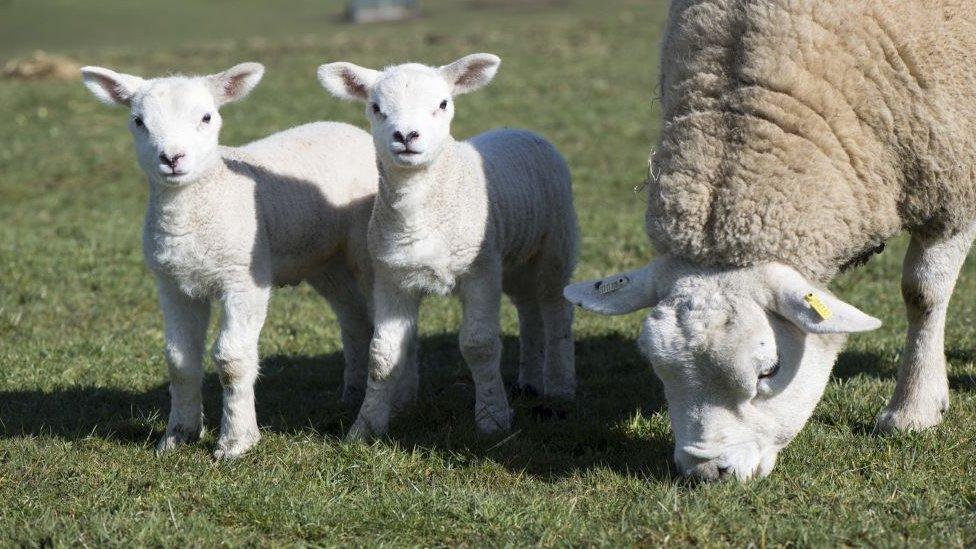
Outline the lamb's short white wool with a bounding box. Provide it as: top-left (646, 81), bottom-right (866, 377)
top-left (318, 54), bottom-right (579, 438)
top-left (81, 62), bottom-right (382, 458)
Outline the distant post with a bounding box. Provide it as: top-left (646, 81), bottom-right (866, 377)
top-left (346, 0), bottom-right (420, 23)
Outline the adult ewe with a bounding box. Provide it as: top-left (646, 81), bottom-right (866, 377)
top-left (566, 0), bottom-right (976, 480)
top-left (318, 54), bottom-right (579, 438)
top-left (81, 63), bottom-right (380, 458)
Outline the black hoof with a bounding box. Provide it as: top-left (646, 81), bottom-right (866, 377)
top-left (511, 384), bottom-right (541, 399)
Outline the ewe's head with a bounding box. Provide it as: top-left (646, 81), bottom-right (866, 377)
top-left (317, 53), bottom-right (500, 169)
top-left (565, 258), bottom-right (881, 481)
top-left (80, 63), bottom-right (264, 185)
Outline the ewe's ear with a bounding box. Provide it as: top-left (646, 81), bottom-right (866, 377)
top-left (764, 263), bottom-right (882, 334)
top-left (207, 62), bottom-right (265, 106)
top-left (564, 261), bottom-right (664, 315)
top-left (317, 62), bottom-right (380, 102)
top-left (439, 53), bottom-right (500, 96)
top-left (80, 66), bottom-right (146, 107)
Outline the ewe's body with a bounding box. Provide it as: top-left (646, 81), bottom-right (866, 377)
top-left (648, 0), bottom-right (976, 283)
top-left (81, 64), bottom-right (379, 458)
top-left (567, 0), bottom-right (976, 480)
top-left (319, 54), bottom-right (578, 438)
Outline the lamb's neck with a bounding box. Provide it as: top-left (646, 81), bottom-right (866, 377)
top-left (376, 142), bottom-right (464, 227)
top-left (146, 154), bottom-right (227, 234)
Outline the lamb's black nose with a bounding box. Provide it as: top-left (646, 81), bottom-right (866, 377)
top-left (393, 130), bottom-right (420, 144)
top-left (159, 152), bottom-right (184, 168)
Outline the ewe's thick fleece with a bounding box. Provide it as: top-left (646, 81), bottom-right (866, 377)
top-left (146, 121), bottom-right (377, 294)
top-left (646, 0), bottom-right (976, 282)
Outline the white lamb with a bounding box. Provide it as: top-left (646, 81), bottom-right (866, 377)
top-left (317, 54), bottom-right (579, 438)
top-left (80, 62), bottom-right (380, 458)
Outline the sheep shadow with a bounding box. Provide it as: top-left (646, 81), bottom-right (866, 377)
top-left (0, 333), bottom-right (675, 481)
top-left (833, 348), bottom-right (976, 392)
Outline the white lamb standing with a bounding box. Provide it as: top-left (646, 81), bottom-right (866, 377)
top-left (80, 62), bottom-right (381, 458)
top-left (317, 54), bottom-right (579, 438)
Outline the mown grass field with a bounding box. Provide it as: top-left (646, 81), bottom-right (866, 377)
top-left (1, 0), bottom-right (975, 545)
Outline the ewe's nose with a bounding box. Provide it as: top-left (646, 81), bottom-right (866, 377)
top-left (685, 460), bottom-right (733, 481)
top-left (393, 130), bottom-right (420, 145)
top-left (159, 152), bottom-right (185, 169)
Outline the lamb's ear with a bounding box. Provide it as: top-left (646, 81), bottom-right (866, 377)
top-left (317, 62), bottom-right (380, 102)
top-left (564, 261), bottom-right (664, 315)
top-left (80, 66), bottom-right (146, 107)
top-left (765, 263), bottom-right (882, 334)
top-left (207, 62), bottom-right (264, 106)
top-left (439, 53), bottom-right (500, 96)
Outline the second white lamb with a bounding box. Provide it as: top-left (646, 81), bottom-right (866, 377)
top-left (318, 53), bottom-right (579, 438)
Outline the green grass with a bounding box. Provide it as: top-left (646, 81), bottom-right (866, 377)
top-left (1, 0), bottom-right (975, 545)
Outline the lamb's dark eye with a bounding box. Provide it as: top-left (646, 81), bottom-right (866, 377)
top-left (439, 99), bottom-right (448, 110)
top-left (759, 360), bottom-right (780, 380)
top-left (371, 103), bottom-right (381, 114)
top-left (133, 116), bottom-right (144, 127)
top-left (202, 113), bottom-right (212, 123)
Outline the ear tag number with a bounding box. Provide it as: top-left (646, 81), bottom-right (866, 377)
top-left (597, 276), bottom-right (630, 295)
top-left (804, 293), bottom-right (833, 320)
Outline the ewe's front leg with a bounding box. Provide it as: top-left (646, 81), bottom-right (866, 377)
top-left (212, 286), bottom-right (270, 459)
top-left (155, 277), bottom-right (211, 454)
top-left (459, 270), bottom-right (512, 435)
top-left (877, 223), bottom-right (976, 432)
top-left (347, 281), bottom-right (421, 440)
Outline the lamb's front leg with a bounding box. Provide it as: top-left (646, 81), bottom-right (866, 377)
top-left (155, 277), bottom-right (211, 454)
top-left (212, 285), bottom-right (270, 459)
top-left (459, 268), bottom-right (512, 435)
top-left (877, 223), bottom-right (976, 432)
top-left (347, 278), bottom-right (421, 440)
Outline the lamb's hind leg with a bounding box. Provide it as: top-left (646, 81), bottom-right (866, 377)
top-left (510, 293), bottom-right (545, 398)
top-left (155, 277), bottom-right (211, 454)
top-left (308, 267), bottom-right (373, 408)
top-left (876, 222), bottom-right (976, 432)
top-left (541, 292), bottom-right (575, 401)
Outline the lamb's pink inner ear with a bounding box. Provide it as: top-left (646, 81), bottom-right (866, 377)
top-left (317, 63), bottom-right (379, 102)
top-left (80, 67), bottom-right (145, 106)
top-left (441, 54), bottom-right (500, 95)
top-left (339, 68), bottom-right (370, 100)
top-left (453, 59), bottom-right (494, 88)
top-left (210, 63), bottom-right (264, 105)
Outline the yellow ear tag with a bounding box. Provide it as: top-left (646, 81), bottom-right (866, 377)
top-left (804, 293), bottom-right (833, 320)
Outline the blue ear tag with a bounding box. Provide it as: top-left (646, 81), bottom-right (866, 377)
top-left (598, 276), bottom-right (630, 295)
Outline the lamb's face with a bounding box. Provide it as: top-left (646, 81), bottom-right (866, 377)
top-left (639, 278), bottom-right (844, 481)
top-left (317, 53), bottom-right (501, 170)
top-left (564, 259), bottom-right (881, 481)
top-left (127, 79), bottom-right (221, 185)
top-left (366, 65), bottom-right (455, 169)
top-left (80, 63), bottom-right (264, 186)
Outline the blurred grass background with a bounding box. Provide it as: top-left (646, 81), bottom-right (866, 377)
top-left (0, 0), bottom-right (974, 545)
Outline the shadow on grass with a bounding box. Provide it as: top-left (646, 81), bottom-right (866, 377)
top-left (0, 333), bottom-right (677, 481)
top-left (832, 348), bottom-right (975, 392)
